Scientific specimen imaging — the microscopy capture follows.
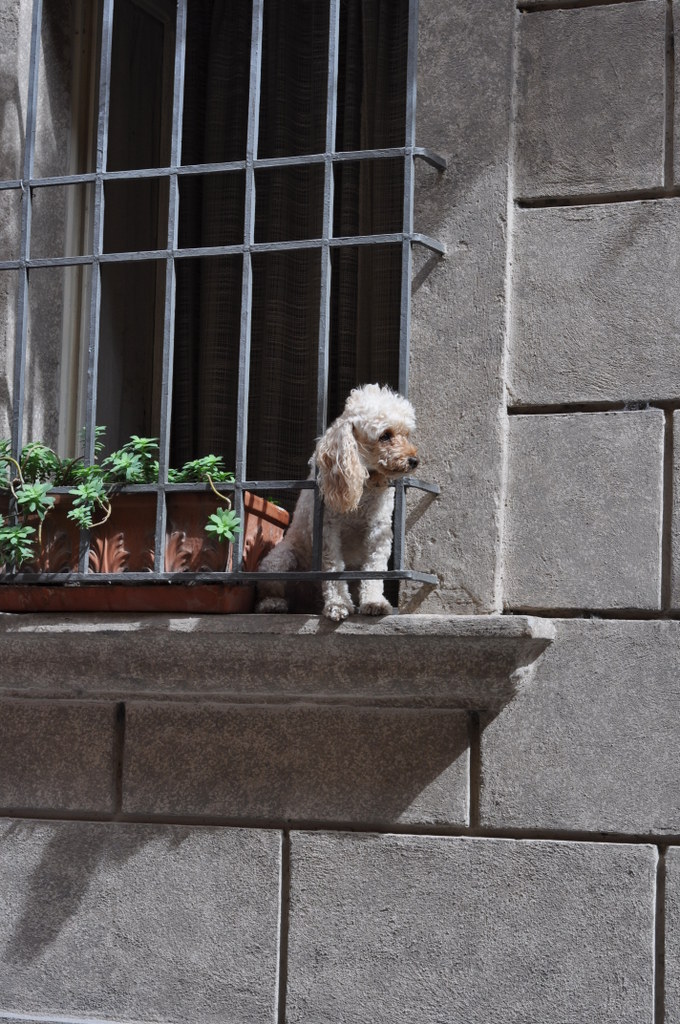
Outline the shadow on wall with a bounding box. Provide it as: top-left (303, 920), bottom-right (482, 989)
top-left (0, 23), bottom-right (25, 441)
top-left (114, 619), bottom-right (553, 826)
top-left (2, 821), bottom-right (155, 967)
top-left (120, 701), bottom-right (473, 826)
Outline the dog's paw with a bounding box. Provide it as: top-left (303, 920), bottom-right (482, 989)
top-left (323, 601), bottom-right (354, 622)
top-left (359, 597), bottom-right (393, 617)
top-left (256, 597), bottom-right (289, 613)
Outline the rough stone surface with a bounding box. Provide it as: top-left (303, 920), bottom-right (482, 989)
top-left (481, 619), bottom-right (680, 834)
top-left (33, 0), bottom-right (75, 179)
top-left (0, 0), bottom-right (73, 449)
top-left (673, 410), bottom-right (680, 609)
top-left (0, 271), bottom-right (17, 437)
top-left (509, 202), bottom-right (680, 405)
top-left (0, 0), bottom-right (28, 438)
top-left (676, 0), bottom-right (680, 186)
top-left (0, 0), bottom-right (30, 181)
top-left (515, 3), bottom-right (666, 197)
top-left (0, 613), bottom-right (554, 710)
top-left (123, 703), bottom-right (469, 825)
top-left (0, 820), bottom-right (281, 1023)
top-left (665, 848), bottom-right (680, 1023)
top-left (0, 699), bottom-right (116, 813)
top-left (503, 411), bottom-right (664, 610)
top-left (287, 832), bottom-right (656, 1024)
top-left (407, 0), bottom-right (514, 613)
top-left (0, 189), bottom-right (20, 261)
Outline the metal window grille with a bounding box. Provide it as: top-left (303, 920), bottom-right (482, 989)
top-left (2, 0), bottom-right (443, 595)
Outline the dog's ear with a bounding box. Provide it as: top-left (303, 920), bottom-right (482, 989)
top-left (316, 419), bottom-right (367, 514)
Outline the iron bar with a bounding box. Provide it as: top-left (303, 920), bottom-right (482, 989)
top-left (0, 145), bottom-right (446, 192)
top-left (410, 232), bottom-right (446, 255)
top-left (312, 0), bottom-right (340, 572)
top-left (153, 0), bottom-right (188, 574)
top-left (78, 0), bottom-right (114, 575)
top-left (316, 0), bottom-right (340, 441)
top-left (232, 0), bottom-right (265, 572)
top-left (413, 147), bottom-right (447, 170)
top-left (0, 231), bottom-right (445, 273)
top-left (11, 0), bottom-right (42, 461)
top-left (392, 0), bottom-right (421, 574)
top-left (3, 569), bottom-right (439, 586)
top-left (83, 0), bottom-right (114, 466)
top-left (28, 476), bottom-right (433, 497)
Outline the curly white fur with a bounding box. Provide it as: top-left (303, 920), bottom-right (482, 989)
top-left (256, 383), bottom-right (418, 620)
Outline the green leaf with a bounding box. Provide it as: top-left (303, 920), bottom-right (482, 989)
top-left (69, 477), bottom-right (108, 505)
top-left (52, 455), bottom-right (86, 486)
top-left (0, 522), bottom-right (36, 567)
top-left (204, 507), bottom-right (242, 543)
top-left (66, 505), bottom-right (95, 529)
top-left (79, 424), bottom-right (107, 459)
top-left (176, 454), bottom-right (234, 483)
top-left (118, 436), bottom-right (159, 482)
top-left (15, 481), bottom-right (55, 521)
top-left (102, 450), bottom-right (144, 483)
top-left (19, 442), bottom-right (60, 482)
top-left (68, 475), bottom-right (110, 529)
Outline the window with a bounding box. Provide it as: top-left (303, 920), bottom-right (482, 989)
top-left (1, 0), bottom-right (442, 590)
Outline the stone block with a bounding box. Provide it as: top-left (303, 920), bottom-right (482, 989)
top-left (480, 618), bottom-right (680, 834)
top-left (407, 0), bottom-right (515, 613)
top-left (287, 832), bottom-right (656, 1024)
top-left (123, 702), bottom-right (469, 825)
top-left (0, 613), bottom-right (553, 711)
top-left (0, 820), bottom-right (281, 1023)
top-left (0, 699), bottom-right (116, 813)
top-left (673, 410), bottom-right (680, 608)
top-left (665, 847), bottom-right (680, 1023)
top-left (509, 203), bottom-right (680, 405)
top-left (676, 0), bottom-right (680, 186)
top-left (515, 2), bottom-right (665, 197)
top-left (503, 411), bottom-right (664, 610)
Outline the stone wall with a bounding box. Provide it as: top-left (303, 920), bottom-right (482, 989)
top-left (1, 0), bottom-right (679, 1022)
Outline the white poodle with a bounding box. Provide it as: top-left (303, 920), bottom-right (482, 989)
top-left (256, 383), bottom-right (419, 620)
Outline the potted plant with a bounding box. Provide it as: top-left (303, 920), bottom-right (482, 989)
top-left (0, 432), bottom-right (289, 613)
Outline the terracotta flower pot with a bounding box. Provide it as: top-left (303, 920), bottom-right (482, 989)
top-left (0, 490), bottom-right (289, 613)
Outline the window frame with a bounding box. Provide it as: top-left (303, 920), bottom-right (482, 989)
top-left (1, 0), bottom-right (443, 592)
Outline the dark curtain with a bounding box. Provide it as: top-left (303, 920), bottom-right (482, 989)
top-left (172, 0), bottom-right (408, 483)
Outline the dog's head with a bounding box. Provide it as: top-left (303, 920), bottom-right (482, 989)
top-left (316, 383), bottom-right (418, 514)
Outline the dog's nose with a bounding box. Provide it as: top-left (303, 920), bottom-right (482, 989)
top-left (408, 456), bottom-right (419, 470)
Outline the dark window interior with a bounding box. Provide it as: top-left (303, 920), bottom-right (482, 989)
top-left (12, 0), bottom-right (410, 488)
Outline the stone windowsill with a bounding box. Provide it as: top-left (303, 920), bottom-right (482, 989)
top-left (0, 613), bottom-right (554, 710)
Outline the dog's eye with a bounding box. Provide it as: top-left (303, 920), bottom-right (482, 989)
top-left (379, 430), bottom-right (393, 442)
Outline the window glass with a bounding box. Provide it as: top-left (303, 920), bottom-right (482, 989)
top-left (25, 266), bottom-right (92, 452)
top-left (248, 250), bottom-right (322, 481)
top-left (255, 165), bottom-right (325, 243)
top-left (98, 261), bottom-right (165, 449)
top-left (179, 173), bottom-right (246, 250)
top-left (107, 0), bottom-right (176, 172)
top-left (172, 255), bottom-right (242, 469)
top-left (182, 1), bottom-right (252, 165)
top-left (258, 0), bottom-right (330, 158)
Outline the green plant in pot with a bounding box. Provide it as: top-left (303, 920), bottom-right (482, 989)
top-left (0, 431), bottom-right (242, 572)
